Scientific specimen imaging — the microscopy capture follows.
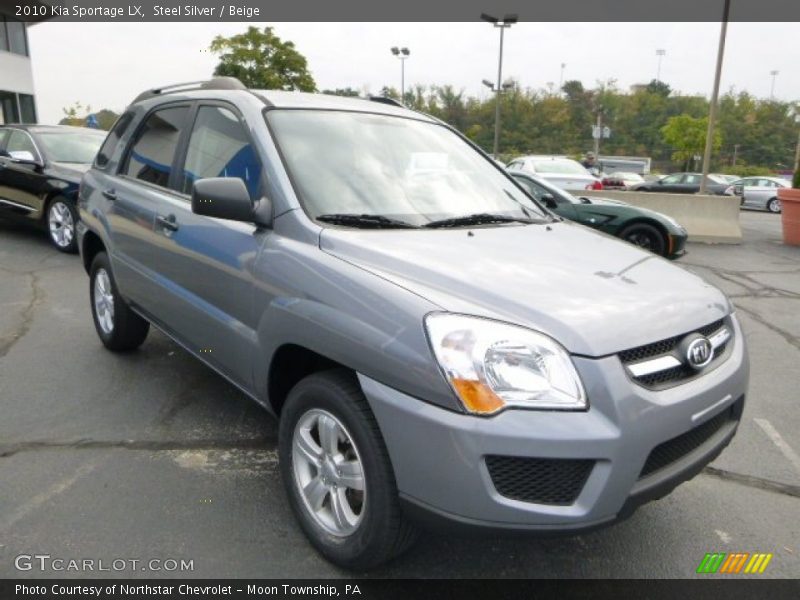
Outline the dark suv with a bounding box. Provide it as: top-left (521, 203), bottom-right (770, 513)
top-left (77, 78), bottom-right (748, 569)
top-left (0, 124), bottom-right (105, 252)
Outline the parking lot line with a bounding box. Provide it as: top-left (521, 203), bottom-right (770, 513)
top-left (0, 460), bottom-right (99, 532)
top-left (754, 418), bottom-right (800, 476)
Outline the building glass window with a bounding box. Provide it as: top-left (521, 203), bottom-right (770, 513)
top-left (18, 94), bottom-right (36, 123)
top-left (0, 91), bottom-right (20, 124)
top-left (2, 17), bottom-right (29, 56)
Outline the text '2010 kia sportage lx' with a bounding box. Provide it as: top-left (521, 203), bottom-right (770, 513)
top-left (77, 78), bottom-right (749, 569)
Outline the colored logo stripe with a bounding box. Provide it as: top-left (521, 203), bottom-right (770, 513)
top-left (696, 552), bottom-right (773, 574)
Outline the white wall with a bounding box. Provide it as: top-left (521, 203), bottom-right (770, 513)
top-left (0, 51), bottom-right (35, 94)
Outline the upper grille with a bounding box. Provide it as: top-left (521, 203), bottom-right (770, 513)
top-left (485, 455), bottom-right (594, 505)
top-left (619, 319), bottom-right (725, 364)
top-left (619, 319), bottom-right (730, 390)
top-left (639, 402), bottom-right (737, 479)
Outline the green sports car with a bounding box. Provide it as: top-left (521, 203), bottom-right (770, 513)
top-left (510, 171), bottom-right (687, 259)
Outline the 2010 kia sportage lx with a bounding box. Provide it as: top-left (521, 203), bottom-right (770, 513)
top-left (77, 78), bottom-right (749, 569)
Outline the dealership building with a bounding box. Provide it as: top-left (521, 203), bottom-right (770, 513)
top-left (0, 12), bottom-right (38, 124)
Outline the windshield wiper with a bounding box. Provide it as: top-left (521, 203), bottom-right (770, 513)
top-left (424, 213), bottom-right (536, 229)
top-left (316, 213), bottom-right (418, 229)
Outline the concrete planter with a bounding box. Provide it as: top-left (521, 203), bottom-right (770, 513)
top-left (778, 187), bottom-right (800, 246)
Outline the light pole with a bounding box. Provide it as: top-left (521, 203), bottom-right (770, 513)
top-left (699, 0), bottom-right (730, 195)
top-left (390, 46), bottom-right (410, 103)
top-left (770, 70), bottom-right (779, 100)
top-left (656, 49), bottom-right (666, 82)
top-left (559, 62), bottom-right (566, 91)
top-left (481, 13), bottom-right (517, 157)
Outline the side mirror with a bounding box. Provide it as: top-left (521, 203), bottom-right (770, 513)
top-left (9, 150), bottom-right (42, 168)
top-left (191, 177), bottom-right (255, 223)
top-left (541, 194), bottom-right (558, 209)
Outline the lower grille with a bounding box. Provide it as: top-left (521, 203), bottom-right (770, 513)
top-left (485, 456), bottom-right (594, 505)
top-left (639, 403), bottom-right (737, 479)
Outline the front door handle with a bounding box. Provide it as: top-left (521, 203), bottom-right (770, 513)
top-left (102, 188), bottom-right (117, 201)
top-left (156, 213), bottom-right (179, 232)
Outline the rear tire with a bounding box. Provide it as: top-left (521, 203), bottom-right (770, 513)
top-left (767, 198), bottom-right (781, 214)
top-left (279, 369), bottom-right (418, 569)
top-left (620, 223), bottom-right (667, 257)
top-left (89, 252), bottom-right (149, 351)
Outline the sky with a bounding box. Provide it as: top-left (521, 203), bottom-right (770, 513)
top-left (27, 21), bottom-right (799, 124)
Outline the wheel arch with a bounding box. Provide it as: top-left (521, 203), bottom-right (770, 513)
top-left (267, 344), bottom-right (349, 417)
top-left (80, 229), bottom-right (107, 274)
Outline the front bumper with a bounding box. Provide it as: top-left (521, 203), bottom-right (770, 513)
top-left (359, 315), bottom-right (748, 532)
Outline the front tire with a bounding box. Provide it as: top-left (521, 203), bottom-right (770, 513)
top-left (89, 252), bottom-right (149, 351)
top-left (767, 198), bottom-right (781, 214)
top-left (620, 222), bottom-right (667, 257)
top-left (47, 198), bottom-right (78, 253)
top-left (279, 370), bottom-right (418, 569)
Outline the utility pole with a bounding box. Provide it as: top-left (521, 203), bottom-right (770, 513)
top-left (732, 144), bottom-right (740, 167)
top-left (770, 70), bottom-right (779, 100)
top-left (699, 0), bottom-right (730, 195)
top-left (559, 62), bottom-right (566, 91)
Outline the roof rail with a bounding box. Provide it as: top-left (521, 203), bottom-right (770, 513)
top-left (369, 95), bottom-right (405, 108)
top-left (132, 77), bottom-right (247, 104)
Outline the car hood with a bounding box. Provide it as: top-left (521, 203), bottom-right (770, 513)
top-left (49, 162), bottom-right (92, 182)
top-left (320, 222), bottom-right (729, 357)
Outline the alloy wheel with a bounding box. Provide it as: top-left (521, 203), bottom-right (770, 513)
top-left (48, 201), bottom-right (75, 248)
top-left (93, 268), bottom-right (115, 334)
top-left (292, 409), bottom-right (366, 537)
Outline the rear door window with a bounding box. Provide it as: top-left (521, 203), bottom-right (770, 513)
top-left (178, 105), bottom-right (262, 201)
top-left (123, 106), bottom-right (190, 189)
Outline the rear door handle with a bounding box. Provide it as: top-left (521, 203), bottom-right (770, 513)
top-left (102, 189), bottom-right (117, 201)
top-left (156, 213), bottom-right (179, 232)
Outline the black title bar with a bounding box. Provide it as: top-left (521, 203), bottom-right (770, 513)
top-left (4, 0), bottom-right (800, 22)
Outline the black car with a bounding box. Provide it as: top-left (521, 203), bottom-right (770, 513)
top-left (0, 124), bottom-right (106, 252)
top-left (635, 172), bottom-right (729, 195)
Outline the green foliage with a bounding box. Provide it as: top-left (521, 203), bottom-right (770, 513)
top-left (59, 103), bottom-right (119, 130)
top-left (793, 168), bottom-right (800, 189)
top-left (209, 26), bottom-right (316, 92)
top-left (719, 164), bottom-right (773, 177)
top-left (661, 115), bottom-right (721, 168)
top-left (321, 87), bottom-right (360, 97)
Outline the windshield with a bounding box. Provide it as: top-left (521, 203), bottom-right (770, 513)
top-left (531, 158), bottom-right (590, 176)
top-left (266, 110), bottom-right (547, 226)
top-left (36, 131), bottom-right (105, 164)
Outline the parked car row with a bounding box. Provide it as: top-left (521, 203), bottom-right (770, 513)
top-left (1, 79), bottom-right (749, 570)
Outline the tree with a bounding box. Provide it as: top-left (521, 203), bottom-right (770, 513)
top-left (61, 101), bottom-right (91, 127)
top-left (209, 26), bottom-right (316, 91)
top-left (321, 87), bottom-right (360, 97)
top-left (661, 115), bottom-right (721, 170)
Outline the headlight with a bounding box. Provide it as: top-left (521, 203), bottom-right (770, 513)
top-left (425, 313), bottom-right (586, 415)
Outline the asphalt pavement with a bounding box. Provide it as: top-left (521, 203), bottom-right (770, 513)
top-left (0, 210), bottom-right (798, 578)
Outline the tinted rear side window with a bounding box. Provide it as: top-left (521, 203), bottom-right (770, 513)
top-left (179, 106), bottom-right (262, 200)
top-left (96, 112), bottom-right (133, 168)
top-left (124, 106), bottom-right (189, 188)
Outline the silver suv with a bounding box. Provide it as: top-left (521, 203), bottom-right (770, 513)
top-left (78, 78), bottom-right (749, 569)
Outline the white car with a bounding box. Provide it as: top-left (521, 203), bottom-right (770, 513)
top-left (726, 176), bottom-right (788, 214)
top-left (507, 155), bottom-right (600, 191)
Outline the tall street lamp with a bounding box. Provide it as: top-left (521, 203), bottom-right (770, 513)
top-left (481, 12), bottom-right (517, 157)
top-left (770, 70), bottom-right (779, 100)
top-left (699, 0), bottom-right (730, 195)
top-left (656, 49), bottom-right (666, 82)
top-left (559, 62), bottom-right (566, 91)
top-left (390, 46), bottom-right (410, 103)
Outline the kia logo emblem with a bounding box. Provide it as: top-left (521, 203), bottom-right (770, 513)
top-left (686, 337), bottom-right (713, 369)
